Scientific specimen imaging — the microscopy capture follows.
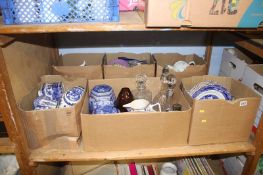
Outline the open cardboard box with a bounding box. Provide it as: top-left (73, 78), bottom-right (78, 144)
top-left (187, 0), bottom-right (263, 28)
top-left (81, 77), bottom-right (191, 152)
top-left (154, 53), bottom-right (207, 82)
top-left (18, 75), bottom-right (87, 149)
top-left (242, 64), bottom-right (263, 108)
top-left (53, 53), bottom-right (104, 79)
top-left (181, 75), bottom-right (260, 145)
top-left (103, 53), bottom-right (156, 79)
top-left (219, 48), bottom-right (253, 81)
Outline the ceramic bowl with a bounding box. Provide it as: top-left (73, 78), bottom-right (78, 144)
top-left (93, 105), bottom-right (119, 114)
top-left (33, 96), bottom-right (58, 110)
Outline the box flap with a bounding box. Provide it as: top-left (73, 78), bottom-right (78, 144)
top-left (60, 53), bottom-right (104, 66)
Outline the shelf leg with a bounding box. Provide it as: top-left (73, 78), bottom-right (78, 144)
top-left (242, 112), bottom-right (263, 175)
top-left (0, 48), bottom-right (36, 175)
top-left (204, 32), bottom-right (213, 74)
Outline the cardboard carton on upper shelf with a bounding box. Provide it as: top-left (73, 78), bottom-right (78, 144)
top-left (219, 48), bottom-right (253, 81)
top-left (154, 53), bottom-right (207, 82)
top-left (181, 75), bottom-right (260, 145)
top-left (18, 75), bottom-right (87, 149)
top-left (53, 53), bottom-right (104, 79)
top-left (81, 77), bottom-right (191, 152)
top-left (145, 0), bottom-right (189, 27)
top-left (103, 53), bottom-right (156, 78)
top-left (187, 0), bottom-right (263, 28)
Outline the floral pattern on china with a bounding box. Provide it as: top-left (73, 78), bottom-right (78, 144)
top-left (188, 80), bottom-right (232, 100)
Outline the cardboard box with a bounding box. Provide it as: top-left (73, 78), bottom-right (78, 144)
top-left (154, 53), bottom-right (207, 82)
top-left (145, 0), bottom-right (188, 27)
top-left (219, 48), bottom-right (253, 81)
top-left (81, 77), bottom-right (191, 151)
top-left (63, 162), bottom-right (116, 175)
top-left (103, 53), bottom-right (156, 79)
top-left (242, 64), bottom-right (263, 109)
top-left (18, 75), bottom-right (87, 149)
top-left (242, 64), bottom-right (263, 129)
top-left (187, 0), bottom-right (263, 28)
top-left (53, 53), bottom-right (104, 79)
top-left (181, 75), bottom-right (260, 145)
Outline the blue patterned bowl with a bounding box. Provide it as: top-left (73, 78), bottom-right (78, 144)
top-left (93, 105), bottom-right (120, 114)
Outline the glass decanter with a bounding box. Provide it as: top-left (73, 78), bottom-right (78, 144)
top-left (132, 74), bottom-right (152, 102)
top-left (153, 72), bottom-right (176, 112)
top-left (153, 65), bottom-right (170, 109)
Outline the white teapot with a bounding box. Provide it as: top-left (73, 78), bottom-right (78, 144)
top-left (168, 60), bottom-right (195, 72)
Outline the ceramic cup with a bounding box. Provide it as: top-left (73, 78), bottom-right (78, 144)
top-left (59, 86), bottom-right (85, 108)
top-left (160, 162), bottom-right (178, 175)
top-left (38, 82), bottom-right (64, 101)
top-left (33, 96), bottom-right (58, 110)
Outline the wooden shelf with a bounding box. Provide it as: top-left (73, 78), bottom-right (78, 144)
top-left (0, 12), bottom-right (262, 34)
top-left (0, 137), bottom-right (15, 153)
top-left (29, 141), bottom-right (255, 163)
top-left (235, 33), bottom-right (263, 58)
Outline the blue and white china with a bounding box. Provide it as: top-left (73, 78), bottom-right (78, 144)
top-left (34, 83), bottom-right (85, 110)
top-left (59, 86), bottom-right (85, 108)
top-left (93, 105), bottom-right (119, 114)
top-left (89, 84), bottom-right (116, 114)
top-left (33, 96), bottom-right (58, 110)
top-left (38, 82), bottom-right (64, 102)
top-left (189, 81), bottom-right (232, 101)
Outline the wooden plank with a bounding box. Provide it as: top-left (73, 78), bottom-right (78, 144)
top-left (0, 137), bottom-right (15, 153)
top-left (242, 113), bottom-right (263, 175)
top-left (0, 35), bottom-right (15, 47)
top-left (236, 40), bottom-right (263, 58)
top-left (204, 32), bottom-right (213, 74)
top-left (0, 48), bottom-right (36, 175)
top-left (0, 12), bottom-right (262, 34)
top-left (29, 142), bottom-right (255, 163)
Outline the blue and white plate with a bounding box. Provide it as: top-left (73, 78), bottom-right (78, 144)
top-left (189, 81), bottom-right (232, 101)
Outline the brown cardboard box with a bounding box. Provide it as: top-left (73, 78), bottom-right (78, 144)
top-left (145, 0), bottom-right (189, 27)
top-left (181, 75), bottom-right (260, 145)
top-left (63, 162), bottom-right (116, 175)
top-left (81, 77), bottom-right (191, 151)
top-left (53, 53), bottom-right (104, 79)
top-left (154, 53), bottom-right (207, 82)
top-left (18, 75), bottom-right (87, 149)
top-left (103, 53), bottom-right (156, 78)
top-left (188, 0), bottom-right (263, 28)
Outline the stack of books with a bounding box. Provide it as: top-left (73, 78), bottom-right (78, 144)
top-left (117, 157), bottom-right (215, 175)
top-left (176, 157), bottom-right (215, 175)
top-left (117, 163), bottom-right (158, 175)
